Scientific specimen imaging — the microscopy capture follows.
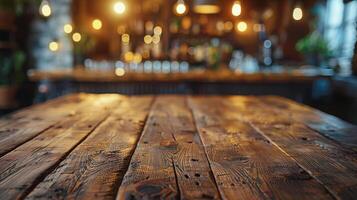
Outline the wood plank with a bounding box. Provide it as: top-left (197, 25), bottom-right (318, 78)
top-left (0, 94), bottom-right (85, 128)
top-left (259, 96), bottom-right (357, 150)
top-left (155, 96), bottom-right (220, 199)
top-left (188, 96), bottom-right (334, 200)
top-left (0, 94), bottom-right (107, 157)
top-left (116, 97), bottom-right (179, 200)
top-left (0, 94), bottom-right (121, 200)
top-left (117, 96), bottom-right (220, 199)
top-left (228, 96), bottom-right (357, 200)
top-left (26, 96), bottom-right (153, 200)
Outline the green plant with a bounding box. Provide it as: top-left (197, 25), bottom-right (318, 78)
top-left (296, 31), bottom-right (331, 58)
top-left (0, 51), bottom-right (26, 86)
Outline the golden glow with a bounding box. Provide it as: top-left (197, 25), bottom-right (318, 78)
top-left (40, 0), bottom-right (51, 17)
top-left (152, 35), bottom-right (160, 44)
top-left (293, 7), bottom-right (303, 21)
top-left (63, 24), bottom-right (73, 34)
top-left (115, 68), bottom-right (125, 76)
top-left (121, 34), bottom-right (130, 43)
top-left (144, 35), bottom-right (153, 44)
top-left (117, 25), bottom-right (126, 34)
top-left (194, 5), bottom-right (220, 14)
top-left (72, 32), bottom-right (81, 42)
top-left (253, 24), bottom-right (264, 32)
top-left (124, 52), bottom-right (134, 62)
top-left (175, 1), bottom-right (187, 15)
top-left (92, 19), bottom-right (102, 30)
top-left (48, 41), bottom-right (59, 52)
top-left (224, 21), bottom-right (233, 31)
top-left (133, 53), bottom-right (142, 64)
top-left (145, 21), bottom-right (154, 32)
top-left (236, 21), bottom-right (247, 32)
top-left (232, 1), bottom-right (241, 17)
top-left (114, 1), bottom-right (126, 14)
top-left (154, 26), bottom-right (162, 35)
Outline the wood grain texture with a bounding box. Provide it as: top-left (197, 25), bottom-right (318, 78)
top-left (228, 96), bottom-right (357, 200)
top-left (117, 96), bottom-right (221, 200)
top-left (0, 94), bottom-right (356, 200)
top-left (0, 94), bottom-right (102, 157)
top-left (26, 96), bottom-right (153, 200)
top-left (0, 94), bottom-right (121, 200)
top-left (258, 96), bottom-right (357, 150)
top-left (156, 96), bottom-right (220, 199)
top-left (188, 96), bottom-right (334, 200)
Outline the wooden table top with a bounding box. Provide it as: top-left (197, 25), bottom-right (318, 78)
top-left (0, 94), bottom-right (356, 200)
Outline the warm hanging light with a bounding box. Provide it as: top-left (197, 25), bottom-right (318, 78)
top-left (232, 1), bottom-right (241, 17)
top-left (63, 24), bottom-right (73, 34)
top-left (174, 0), bottom-right (187, 15)
top-left (154, 26), bottom-right (162, 35)
top-left (194, 0), bottom-right (220, 14)
top-left (92, 19), bottom-right (102, 30)
top-left (113, 1), bottom-right (126, 15)
top-left (39, 0), bottom-right (52, 17)
top-left (48, 41), bottom-right (59, 52)
top-left (236, 21), bottom-right (247, 32)
top-left (72, 32), bottom-right (82, 42)
top-left (293, 5), bottom-right (303, 21)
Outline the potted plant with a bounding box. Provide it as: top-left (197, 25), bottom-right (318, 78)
top-left (296, 31), bottom-right (331, 67)
top-left (0, 1), bottom-right (28, 109)
top-left (0, 51), bottom-right (25, 108)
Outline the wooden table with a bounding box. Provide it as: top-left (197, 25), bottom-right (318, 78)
top-left (0, 94), bottom-right (356, 200)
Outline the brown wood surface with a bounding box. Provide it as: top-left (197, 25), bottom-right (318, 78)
top-left (0, 94), bottom-right (356, 200)
top-left (26, 96), bottom-right (153, 200)
top-left (188, 96), bottom-right (333, 200)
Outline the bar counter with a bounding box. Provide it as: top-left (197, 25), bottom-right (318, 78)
top-left (0, 94), bottom-right (356, 199)
top-left (28, 68), bottom-right (331, 83)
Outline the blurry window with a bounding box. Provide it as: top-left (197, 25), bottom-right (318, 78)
top-left (324, 0), bottom-right (357, 59)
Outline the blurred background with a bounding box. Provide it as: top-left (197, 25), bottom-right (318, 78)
top-left (0, 0), bottom-right (356, 124)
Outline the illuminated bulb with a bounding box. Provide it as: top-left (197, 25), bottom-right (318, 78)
top-left (152, 35), bottom-right (160, 44)
top-left (232, 1), bottom-right (241, 17)
top-left (122, 34), bottom-right (130, 43)
top-left (39, 0), bottom-right (51, 17)
top-left (133, 53), bottom-right (142, 64)
top-left (236, 21), bottom-right (247, 32)
top-left (115, 68), bottom-right (125, 76)
top-left (72, 32), bottom-right (81, 42)
top-left (293, 7), bottom-right (303, 21)
top-left (114, 1), bottom-right (126, 14)
top-left (144, 35), bottom-right (153, 44)
top-left (175, 0), bottom-right (187, 15)
top-left (48, 41), bottom-right (59, 52)
top-left (63, 24), bottom-right (73, 34)
top-left (92, 19), bottom-right (102, 30)
top-left (124, 52), bottom-right (134, 62)
top-left (154, 26), bottom-right (162, 35)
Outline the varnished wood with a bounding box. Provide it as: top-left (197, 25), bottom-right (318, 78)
top-left (259, 96), bottom-right (357, 150)
top-left (26, 96), bottom-right (153, 200)
top-left (228, 96), bottom-right (357, 199)
top-left (0, 94), bottom-right (98, 157)
top-left (188, 96), bottom-right (334, 200)
top-left (117, 96), bottom-right (220, 199)
top-left (0, 94), bottom-right (356, 200)
top-left (0, 94), bottom-right (121, 200)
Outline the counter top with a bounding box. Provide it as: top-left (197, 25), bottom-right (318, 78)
top-left (28, 68), bottom-right (332, 83)
top-left (0, 94), bottom-right (356, 199)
